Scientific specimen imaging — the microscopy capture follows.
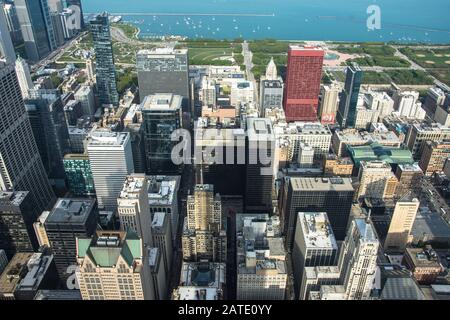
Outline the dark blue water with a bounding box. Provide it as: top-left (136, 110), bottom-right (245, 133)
top-left (82, 0), bottom-right (450, 43)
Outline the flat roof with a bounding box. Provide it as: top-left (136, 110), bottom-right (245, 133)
top-left (297, 212), bottom-right (338, 249)
top-left (141, 93), bottom-right (182, 111)
top-left (290, 177), bottom-right (354, 192)
top-left (0, 253), bottom-right (33, 295)
top-left (46, 198), bottom-right (96, 225)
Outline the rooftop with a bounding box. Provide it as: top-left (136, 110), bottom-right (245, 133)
top-left (119, 174), bottom-right (146, 199)
top-left (141, 93), bottom-right (182, 111)
top-left (77, 230), bottom-right (142, 268)
top-left (0, 253), bottom-right (33, 295)
top-left (87, 130), bottom-right (129, 147)
top-left (247, 118), bottom-right (274, 141)
top-left (147, 175), bottom-right (180, 206)
top-left (46, 198), bottom-right (96, 225)
top-left (405, 247), bottom-right (442, 268)
top-left (355, 218), bottom-right (378, 242)
top-left (290, 176), bottom-right (354, 192)
top-left (0, 191), bottom-right (28, 207)
top-left (297, 212), bottom-right (338, 249)
top-left (16, 252), bottom-right (54, 292)
top-left (137, 47), bottom-right (188, 56)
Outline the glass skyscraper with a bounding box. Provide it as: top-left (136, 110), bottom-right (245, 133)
top-left (142, 94), bottom-right (183, 175)
top-left (337, 63), bottom-right (363, 129)
top-left (63, 154), bottom-right (95, 196)
top-left (89, 12), bottom-right (119, 107)
top-left (15, 0), bottom-right (56, 62)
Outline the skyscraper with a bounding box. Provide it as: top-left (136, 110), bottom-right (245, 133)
top-left (63, 154), bottom-right (95, 196)
top-left (357, 161), bottom-right (398, 200)
top-left (280, 176), bottom-right (354, 247)
top-left (117, 174), bottom-right (153, 246)
top-left (318, 83), bottom-right (341, 124)
top-left (15, 0), bottom-right (56, 62)
top-left (384, 193), bottom-right (420, 252)
top-left (90, 12), bottom-right (119, 107)
top-left (292, 212), bottom-right (338, 299)
top-left (182, 184), bottom-right (226, 263)
top-left (141, 94), bottom-right (183, 175)
top-left (15, 56), bottom-right (33, 99)
top-left (137, 48), bottom-right (189, 105)
top-left (0, 191), bottom-right (36, 259)
top-left (25, 93), bottom-right (70, 189)
top-left (76, 230), bottom-right (156, 300)
top-left (2, 1), bottom-right (23, 46)
top-left (0, 6), bottom-right (15, 63)
top-left (151, 212), bottom-right (173, 284)
top-left (45, 198), bottom-right (98, 281)
top-left (236, 214), bottom-right (287, 300)
top-left (337, 218), bottom-right (379, 300)
top-left (337, 63), bottom-right (363, 128)
top-left (86, 130), bottom-right (134, 211)
top-left (65, 0), bottom-right (85, 29)
top-left (245, 118), bottom-right (275, 212)
top-left (283, 46), bottom-right (324, 122)
top-left (0, 62), bottom-right (55, 215)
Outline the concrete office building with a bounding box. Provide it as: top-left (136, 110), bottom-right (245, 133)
top-left (15, 0), bottom-right (56, 62)
top-left (182, 184), bottom-right (226, 263)
top-left (0, 191), bottom-right (36, 259)
top-left (13, 249), bottom-right (59, 300)
top-left (394, 163), bottom-right (423, 198)
top-left (137, 48), bottom-right (189, 104)
top-left (236, 214), bottom-right (287, 300)
top-left (148, 175), bottom-right (180, 239)
top-left (419, 140), bottom-right (450, 176)
top-left (74, 85), bottom-right (95, 115)
top-left (173, 261), bottom-right (225, 300)
top-left (280, 176), bottom-right (354, 246)
top-left (148, 247), bottom-right (167, 300)
top-left (384, 194), bottom-right (420, 252)
top-left (357, 161), bottom-right (398, 200)
top-left (76, 230), bottom-right (156, 300)
top-left (15, 56), bottom-right (33, 99)
top-left (292, 212), bottom-right (338, 299)
top-left (337, 218), bottom-right (379, 300)
top-left (318, 83), bottom-right (341, 124)
top-left (0, 252), bottom-right (33, 299)
top-left (33, 211), bottom-right (50, 247)
top-left (299, 266), bottom-right (340, 300)
top-left (117, 174), bottom-right (153, 246)
top-left (152, 212), bottom-right (173, 283)
top-left (86, 130), bottom-right (134, 211)
top-left (403, 246), bottom-right (443, 285)
top-left (0, 62), bottom-right (55, 216)
top-left (259, 59), bottom-right (283, 115)
top-left (274, 121), bottom-right (332, 162)
top-left (44, 198), bottom-right (98, 281)
top-left (90, 12), bottom-right (119, 106)
top-left (406, 122), bottom-right (450, 160)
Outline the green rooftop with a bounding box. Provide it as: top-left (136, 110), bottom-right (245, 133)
top-left (76, 230), bottom-right (142, 268)
top-left (349, 142), bottom-right (414, 167)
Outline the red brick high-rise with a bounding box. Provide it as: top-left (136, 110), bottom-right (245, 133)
top-left (283, 46), bottom-right (324, 122)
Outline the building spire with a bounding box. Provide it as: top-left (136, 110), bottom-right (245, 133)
top-left (265, 57), bottom-right (278, 80)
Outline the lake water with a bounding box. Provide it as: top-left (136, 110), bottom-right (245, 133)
top-left (82, 0), bottom-right (450, 43)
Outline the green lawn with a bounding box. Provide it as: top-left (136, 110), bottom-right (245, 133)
top-left (112, 23), bottom-right (139, 39)
top-left (386, 70), bottom-right (435, 85)
top-left (189, 47), bottom-right (233, 65)
top-left (400, 47), bottom-right (450, 69)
